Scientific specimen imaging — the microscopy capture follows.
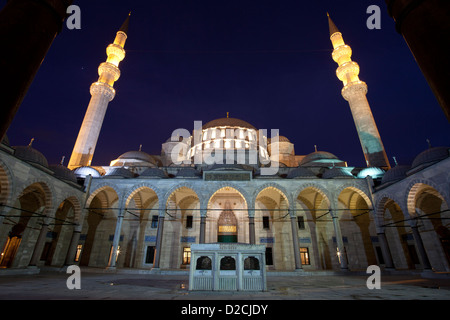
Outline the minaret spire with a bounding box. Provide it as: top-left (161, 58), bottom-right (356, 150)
top-left (328, 13), bottom-right (390, 170)
top-left (68, 14), bottom-right (130, 170)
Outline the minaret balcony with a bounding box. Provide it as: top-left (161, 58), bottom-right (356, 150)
top-left (89, 82), bottom-right (116, 101)
top-left (106, 44), bottom-right (125, 64)
top-left (98, 62), bottom-right (121, 81)
top-left (336, 61), bottom-right (360, 82)
top-left (332, 45), bottom-right (352, 64)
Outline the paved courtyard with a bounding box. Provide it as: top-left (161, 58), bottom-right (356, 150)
top-left (0, 268), bottom-right (450, 300)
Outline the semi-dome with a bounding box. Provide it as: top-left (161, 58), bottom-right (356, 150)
top-left (202, 117), bottom-right (256, 130)
top-left (73, 166), bottom-right (101, 178)
top-left (411, 147), bottom-right (449, 169)
top-left (357, 167), bottom-right (385, 179)
top-left (322, 167), bottom-right (354, 179)
top-left (13, 145), bottom-right (49, 168)
top-left (287, 167), bottom-right (317, 179)
top-left (105, 167), bottom-right (134, 178)
top-left (381, 165), bottom-right (410, 185)
top-left (49, 164), bottom-right (77, 183)
top-left (140, 167), bottom-right (167, 178)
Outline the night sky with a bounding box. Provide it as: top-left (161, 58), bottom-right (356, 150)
top-left (3, 0), bottom-right (449, 168)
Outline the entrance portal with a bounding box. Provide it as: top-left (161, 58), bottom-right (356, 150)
top-left (218, 202), bottom-right (237, 243)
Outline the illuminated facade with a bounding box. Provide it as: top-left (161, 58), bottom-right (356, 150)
top-left (0, 15), bottom-right (449, 275)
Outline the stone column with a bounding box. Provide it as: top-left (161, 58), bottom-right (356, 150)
top-left (377, 232), bottom-right (395, 269)
top-left (64, 224), bottom-right (82, 265)
top-left (107, 207), bottom-right (124, 269)
top-left (152, 208), bottom-right (165, 270)
top-left (248, 208), bottom-right (255, 245)
top-left (290, 215), bottom-right (302, 270)
top-left (331, 212), bottom-right (348, 270)
top-left (28, 218), bottom-right (49, 267)
top-left (411, 225), bottom-right (432, 270)
top-left (199, 208), bottom-right (207, 244)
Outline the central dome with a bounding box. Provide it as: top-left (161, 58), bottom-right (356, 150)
top-left (202, 117), bottom-right (256, 130)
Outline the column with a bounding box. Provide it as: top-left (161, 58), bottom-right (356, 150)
top-left (411, 225), bottom-right (432, 270)
top-left (28, 218), bottom-right (49, 267)
top-left (331, 211), bottom-right (348, 270)
top-left (152, 208), bottom-right (165, 270)
top-left (199, 208), bottom-right (207, 244)
top-left (64, 224), bottom-right (82, 265)
top-left (377, 232), bottom-right (395, 269)
top-left (290, 215), bottom-right (302, 270)
top-left (107, 207), bottom-right (124, 268)
top-left (248, 208), bottom-right (255, 245)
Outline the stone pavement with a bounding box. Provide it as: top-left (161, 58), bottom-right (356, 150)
top-left (0, 268), bottom-right (450, 300)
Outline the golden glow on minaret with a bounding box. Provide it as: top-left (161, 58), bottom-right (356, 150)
top-left (68, 14), bottom-right (130, 170)
top-left (328, 13), bottom-right (390, 170)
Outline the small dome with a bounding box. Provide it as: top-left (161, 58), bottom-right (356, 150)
top-left (322, 167), bottom-right (354, 179)
top-left (118, 150), bottom-right (153, 162)
top-left (411, 147), bottom-right (449, 169)
top-left (381, 165), bottom-right (410, 185)
top-left (140, 168), bottom-right (167, 178)
top-left (300, 151), bottom-right (339, 166)
top-left (357, 167), bottom-right (385, 179)
top-left (105, 167), bottom-right (134, 178)
top-left (287, 167), bottom-right (317, 179)
top-left (202, 117), bottom-right (256, 130)
top-left (49, 164), bottom-right (77, 183)
top-left (13, 146), bottom-right (48, 168)
top-left (73, 166), bottom-right (101, 178)
top-left (176, 168), bottom-right (201, 178)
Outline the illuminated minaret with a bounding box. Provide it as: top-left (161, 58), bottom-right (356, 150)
top-left (328, 13), bottom-right (390, 170)
top-left (68, 14), bottom-right (130, 169)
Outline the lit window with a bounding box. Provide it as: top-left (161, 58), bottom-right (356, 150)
top-left (300, 247), bottom-right (310, 265)
top-left (220, 129), bottom-right (226, 138)
top-left (211, 129), bottom-right (216, 139)
top-left (183, 247), bottom-right (191, 265)
top-left (215, 139), bottom-right (221, 148)
top-left (225, 140), bottom-right (231, 149)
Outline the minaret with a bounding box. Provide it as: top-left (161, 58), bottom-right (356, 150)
top-left (328, 13), bottom-right (390, 170)
top-left (68, 14), bottom-right (130, 170)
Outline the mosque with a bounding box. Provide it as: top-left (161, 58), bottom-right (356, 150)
top-left (0, 13), bottom-right (449, 274)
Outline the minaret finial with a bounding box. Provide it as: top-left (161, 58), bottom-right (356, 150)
top-left (327, 12), bottom-right (340, 38)
top-left (226, 112), bottom-right (229, 118)
top-left (119, 12), bottom-right (131, 34)
top-left (28, 137), bottom-right (34, 147)
top-left (314, 145), bottom-right (317, 152)
top-left (139, 144), bottom-right (142, 152)
top-left (60, 156), bottom-right (65, 165)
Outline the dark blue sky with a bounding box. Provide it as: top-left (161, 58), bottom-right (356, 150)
top-left (4, 0), bottom-right (450, 168)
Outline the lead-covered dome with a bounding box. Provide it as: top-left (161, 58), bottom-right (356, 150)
top-left (381, 165), bottom-right (410, 185)
top-left (13, 145), bottom-right (49, 168)
top-left (299, 151), bottom-right (344, 167)
top-left (411, 147), bottom-right (449, 170)
top-left (322, 167), bottom-right (354, 179)
top-left (73, 166), bottom-right (101, 178)
top-left (202, 117), bottom-right (256, 130)
top-left (110, 150), bottom-right (157, 167)
top-left (105, 167), bottom-right (134, 178)
top-left (50, 164), bottom-right (77, 183)
top-left (139, 167), bottom-right (167, 178)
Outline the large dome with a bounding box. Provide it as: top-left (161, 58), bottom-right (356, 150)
top-left (13, 145), bottom-right (48, 168)
top-left (202, 117), bottom-right (256, 130)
